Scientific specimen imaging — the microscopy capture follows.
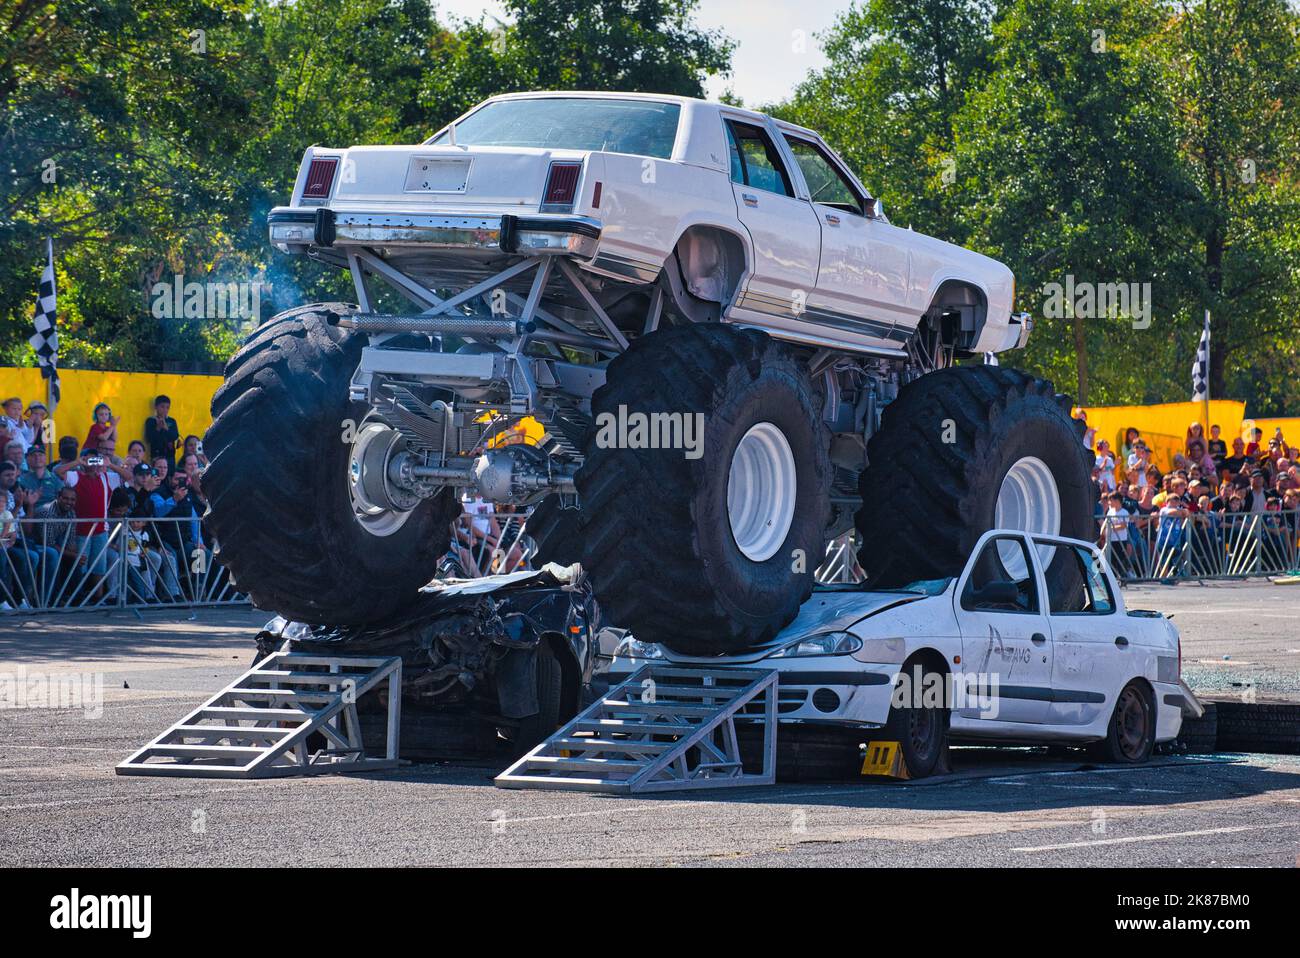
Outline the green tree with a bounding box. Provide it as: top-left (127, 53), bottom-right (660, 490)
top-left (952, 0), bottom-right (1199, 405)
top-left (1161, 0), bottom-right (1300, 408)
top-left (773, 0), bottom-right (995, 239)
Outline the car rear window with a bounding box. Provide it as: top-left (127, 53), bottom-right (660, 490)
top-left (430, 98), bottom-right (681, 158)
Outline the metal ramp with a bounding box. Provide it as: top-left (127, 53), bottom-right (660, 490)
top-left (495, 664), bottom-right (777, 793)
top-left (116, 652), bottom-right (402, 779)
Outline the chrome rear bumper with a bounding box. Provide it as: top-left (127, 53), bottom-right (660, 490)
top-left (268, 207), bottom-right (601, 257)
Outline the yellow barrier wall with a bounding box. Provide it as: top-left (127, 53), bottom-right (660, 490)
top-left (1075, 399), bottom-right (1300, 473)
top-left (5, 365), bottom-right (1295, 471)
top-left (0, 367), bottom-right (222, 453)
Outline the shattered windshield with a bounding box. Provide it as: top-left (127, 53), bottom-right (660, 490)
top-left (429, 98), bottom-right (681, 158)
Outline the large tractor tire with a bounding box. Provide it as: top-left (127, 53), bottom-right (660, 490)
top-left (855, 365), bottom-right (1093, 587)
top-left (575, 324), bottom-right (831, 656)
top-left (525, 495), bottom-right (583, 569)
top-left (204, 303), bottom-right (461, 626)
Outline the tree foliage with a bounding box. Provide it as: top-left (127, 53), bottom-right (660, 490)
top-left (0, 0), bottom-right (731, 369)
top-left (776, 0), bottom-right (1300, 413)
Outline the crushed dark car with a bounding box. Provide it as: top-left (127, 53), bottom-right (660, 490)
top-left (253, 564), bottom-right (601, 760)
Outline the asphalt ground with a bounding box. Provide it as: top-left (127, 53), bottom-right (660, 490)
top-left (0, 580), bottom-right (1297, 868)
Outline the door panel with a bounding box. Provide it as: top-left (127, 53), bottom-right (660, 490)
top-left (1044, 542), bottom-right (1123, 726)
top-left (782, 136), bottom-right (908, 348)
top-left (721, 119), bottom-right (821, 321)
top-left (955, 535), bottom-right (1054, 724)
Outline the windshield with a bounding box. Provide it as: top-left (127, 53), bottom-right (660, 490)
top-left (429, 97), bottom-right (681, 158)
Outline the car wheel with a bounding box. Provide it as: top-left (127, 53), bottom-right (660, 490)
top-left (575, 323), bottom-right (831, 656)
top-left (1095, 681), bottom-right (1156, 763)
top-left (882, 661), bottom-right (949, 778)
top-left (855, 365), bottom-right (1092, 587)
top-left (204, 304), bottom-right (461, 626)
top-left (516, 641), bottom-right (565, 753)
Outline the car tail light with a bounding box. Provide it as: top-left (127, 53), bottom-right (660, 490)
top-left (302, 157), bottom-right (339, 199)
top-left (541, 161), bottom-right (582, 211)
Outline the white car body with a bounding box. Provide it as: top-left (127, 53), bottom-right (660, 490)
top-left (269, 91), bottom-right (1028, 358)
top-left (605, 530), bottom-right (1189, 746)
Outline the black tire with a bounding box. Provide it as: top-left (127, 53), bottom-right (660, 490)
top-left (516, 641), bottom-right (564, 751)
top-left (1094, 680), bottom-right (1156, 763)
top-left (526, 495), bottom-right (583, 568)
top-left (855, 365), bottom-right (1093, 587)
top-left (882, 660), bottom-right (949, 778)
top-left (203, 303), bottom-right (461, 627)
top-left (736, 723), bottom-right (865, 781)
top-left (575, 324), bottom-right (831, 655)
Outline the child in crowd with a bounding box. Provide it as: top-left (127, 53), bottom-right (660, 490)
top-left (84, 403), bottom-right (118, 451)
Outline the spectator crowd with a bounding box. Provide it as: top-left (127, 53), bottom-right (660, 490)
top-left (1077, 411), bottom-right (1300, 578)
top-left (0, 394), bottom-right (219, 609)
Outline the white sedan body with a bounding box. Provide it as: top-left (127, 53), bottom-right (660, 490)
top-left (606, 530), bottom-right (1187, 746)
top-left (270, 91), bottom-right (1024, 357)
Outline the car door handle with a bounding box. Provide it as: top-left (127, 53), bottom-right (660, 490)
top-left (824, 213), bottom-right (841, 226)
top-left (1031, 633), bottom-right (1047, 645)
top-left (742, 193), bottom-right (758, 208)
top-left (1114, 636), bottom-right (1129, 648)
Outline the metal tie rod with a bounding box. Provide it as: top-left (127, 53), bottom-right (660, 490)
top-left (330, 314), bottom-right (535, 338)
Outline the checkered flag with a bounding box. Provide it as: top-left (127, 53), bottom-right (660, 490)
top-left (1191, 310), bottom-right (1210, 402)
top-left (28, 237), bottom-right (59, 404)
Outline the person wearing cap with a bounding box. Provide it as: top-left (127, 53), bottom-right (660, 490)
top-left (23, 401), bottom-right (48, 453)
top-left (17, 446), bottom-right (63, 507)
top-left (125, 463), bottom-right (181, 602)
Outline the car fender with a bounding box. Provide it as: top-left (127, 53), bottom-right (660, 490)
top-left (583, 155), bottom-right (739, 285)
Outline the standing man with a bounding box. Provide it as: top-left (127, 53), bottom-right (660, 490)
top-left (144, 395), bottom-right (180, 472)
top-left (63, 450), bottom-right (114, 602)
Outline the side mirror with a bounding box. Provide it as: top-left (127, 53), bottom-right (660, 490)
top-left (865, 196), bottom-right (885, 219)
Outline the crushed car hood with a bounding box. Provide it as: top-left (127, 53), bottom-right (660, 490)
top-left (659, 587), bottom-right (928, 664)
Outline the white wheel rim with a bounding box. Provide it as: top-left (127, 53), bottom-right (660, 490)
top-left (349, 422), bottom-right (412, 537)
top-left (994, 455), bottom-right (1061, 578)
top-left (727, 422), bottom-right (797, 562)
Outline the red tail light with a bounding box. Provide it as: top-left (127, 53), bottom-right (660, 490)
top-left (541, 161), bottom-right (582, 211)
top-left (302, 157), bottom-right (339, 199)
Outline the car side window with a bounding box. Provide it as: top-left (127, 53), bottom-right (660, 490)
top-left (723, 120), bottom-right (794, 197)
top-left (786, 138), bottom-right (863, 214)
top-left (961, 536), bottom-right (1040, 614)
top-left (1046, 545), bottom-right (1116, 615)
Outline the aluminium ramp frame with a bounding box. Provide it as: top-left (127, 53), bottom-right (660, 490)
top-left (495, 664), bottom-right (777, 793)
top-left (115, 652), bottom-right (402, 779)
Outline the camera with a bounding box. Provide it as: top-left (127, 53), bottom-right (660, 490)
top-left (84, 454), bottom-right (104, 467)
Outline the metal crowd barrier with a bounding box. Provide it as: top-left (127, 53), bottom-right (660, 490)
top-left (0, 505), bottom-right (949, 614)
top-left (0, 515), bottom-right (244, 614)
top-left (1098, 509), bottom-right (1300, 582)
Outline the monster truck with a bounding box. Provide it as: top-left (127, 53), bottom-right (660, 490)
top-left (204, 91), bottom-right (1091, 656)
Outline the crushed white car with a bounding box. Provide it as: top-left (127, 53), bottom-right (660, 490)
top-left (606, 531), bottom-right (1194, 777)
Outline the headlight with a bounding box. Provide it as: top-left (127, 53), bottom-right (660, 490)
top-left (613, 636), bottom-right (665, 660)
top-left (766, 631), bottom-right (862, 658)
